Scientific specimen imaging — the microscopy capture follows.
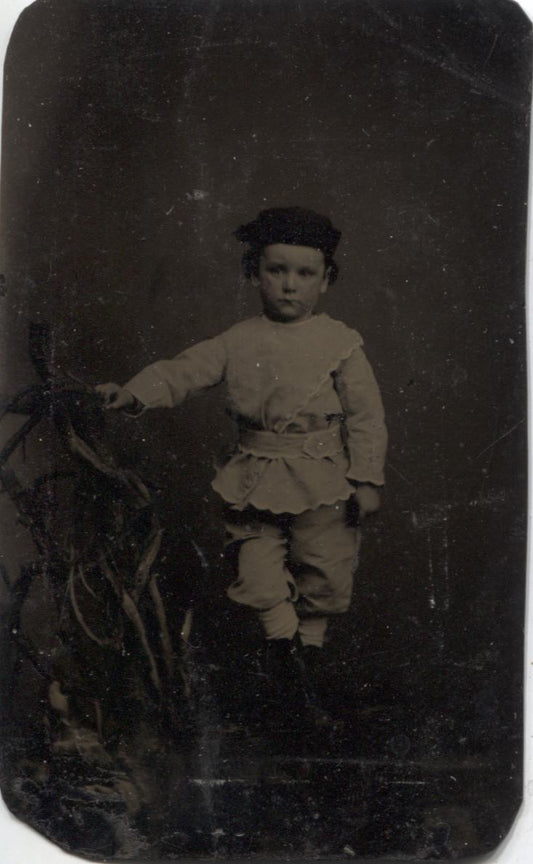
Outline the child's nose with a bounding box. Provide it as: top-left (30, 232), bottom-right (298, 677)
top-left (282, 272), bottom-right (297, 292)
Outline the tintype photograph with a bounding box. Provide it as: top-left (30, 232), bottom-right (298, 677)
top-left (0, 0), bottom-right (531, 861)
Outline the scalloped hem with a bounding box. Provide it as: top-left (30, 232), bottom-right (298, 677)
top-left (212, 483), bottom-right (355, 515)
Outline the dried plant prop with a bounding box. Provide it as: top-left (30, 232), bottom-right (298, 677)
top-left (0, 325), bottom-right (202, 855)
top-left (1, 324), bottom-right (183, 749)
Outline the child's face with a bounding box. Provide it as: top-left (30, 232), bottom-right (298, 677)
top-left (252, 244), bottom-right (329, 323)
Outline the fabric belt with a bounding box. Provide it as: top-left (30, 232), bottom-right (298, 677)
top-left (238, 424), bottom-right (344, 460)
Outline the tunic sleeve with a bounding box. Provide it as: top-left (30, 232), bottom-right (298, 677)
top-left (123, 335), bottom-right (227, 409)
top-left (334, 345), bottom-right (387, 486)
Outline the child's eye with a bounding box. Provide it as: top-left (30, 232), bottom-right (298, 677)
top-left (299, 268), bottom-right (316, 277)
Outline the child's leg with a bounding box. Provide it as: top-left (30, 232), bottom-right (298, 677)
top-left (297, 616), bottom-right (329, 648)
top-left (289, 500), bottom-right (361, 644)
top-left (224, 507), bottom-right (339, 730)
top-left (224, 509), bottom-right (298, 640)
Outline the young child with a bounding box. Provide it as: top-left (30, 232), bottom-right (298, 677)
top-left (97, 207), bottom-right (387, 730)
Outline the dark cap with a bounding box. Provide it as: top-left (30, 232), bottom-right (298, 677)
top-left (234, 207), bottom-right (341, 254)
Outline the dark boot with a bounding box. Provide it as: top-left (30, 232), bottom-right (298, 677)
top-left (262, 637), bottom-right (335, 731)
top-left (299, 643), bottom-right (323, 676)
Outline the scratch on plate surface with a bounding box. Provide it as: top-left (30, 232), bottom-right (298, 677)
top-left (475, 418), bottom-right (525, 459)
top-left (364, 2), bottom-right (525, 109)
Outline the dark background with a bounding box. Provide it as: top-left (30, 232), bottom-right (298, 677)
top-left (0, 0), bottom-right (530, 859)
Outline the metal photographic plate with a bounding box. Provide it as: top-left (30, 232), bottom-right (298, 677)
top-left (0, 1), bottom-right (531, 861)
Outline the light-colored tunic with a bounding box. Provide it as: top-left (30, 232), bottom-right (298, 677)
top-left (125, 314), bottom-right (387, 514)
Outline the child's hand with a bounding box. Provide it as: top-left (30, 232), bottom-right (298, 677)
top-left (353, 483), bottom-right (381, 517)
top-left (95, 382), bottom-right (138, 411)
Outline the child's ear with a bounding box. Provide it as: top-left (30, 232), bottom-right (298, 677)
top-left (251, 274), bottom-right (261, 288)
top-left (320, 268), bottom-right (331, 293)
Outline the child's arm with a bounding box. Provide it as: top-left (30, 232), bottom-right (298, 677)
top-left (97, 335), bottom-right (227, 413)
top-left (334, 345), bottom-right (387, 513)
